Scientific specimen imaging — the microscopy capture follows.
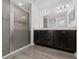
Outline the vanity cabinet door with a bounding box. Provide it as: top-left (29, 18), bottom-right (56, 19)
top-left (34, 31), bottom-right (44, 44)
top-left (34, 30), bottom-right (48, 46)
top-left (47, 31), bottom-right (63, 49)
top-left (63, 30), bottom-right (76, 52)
top-left (34, 30), bottom-right (39, 43)
top-left (53, 31), bottom-right (64, 49)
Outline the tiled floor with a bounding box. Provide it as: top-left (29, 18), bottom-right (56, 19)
top-left (5, 45), bottom-right (76, 59)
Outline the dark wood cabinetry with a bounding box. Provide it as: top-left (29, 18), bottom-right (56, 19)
top-left (34, 30), bottom-right (76, 53)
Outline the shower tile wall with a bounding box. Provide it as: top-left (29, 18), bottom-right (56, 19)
top-left (2, 0), bottom-right (10, 56)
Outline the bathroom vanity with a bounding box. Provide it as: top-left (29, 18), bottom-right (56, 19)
top-left (34, 30), bottom-right (76, 53)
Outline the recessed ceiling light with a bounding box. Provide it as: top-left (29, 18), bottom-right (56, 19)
top-left (44, 10), bottom-right (48, 15)
top-left (66, 4), bottom-right (69, 8)
top-left (62, 6), bottom-right (64, 9)
top-left (19, 3), bottom-right (23, 6)
top-left (44, 10), bottom-right (47, 13)
top-left (57, 7), bottom-right (61, 10)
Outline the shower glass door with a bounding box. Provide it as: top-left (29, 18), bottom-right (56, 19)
top-left (2, 0), bottom-right (30, 56)
top-left (12, 5), bottom-right (30, 51)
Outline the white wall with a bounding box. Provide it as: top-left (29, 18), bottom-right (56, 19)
top-left (31, 4), bottom-right (43, 29)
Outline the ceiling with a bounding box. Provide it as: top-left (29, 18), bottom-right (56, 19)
top-left (12, 0), bottom-right (33, 12)
top-left (33, 0), bottom-right (76, 16)
top-left (12, 0), bottom-right (76, 16)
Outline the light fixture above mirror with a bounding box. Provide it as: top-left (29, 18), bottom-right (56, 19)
top-left (57, 4), bottom-right (69, 10)
top-left (19, 3), bottom-right (23, 6)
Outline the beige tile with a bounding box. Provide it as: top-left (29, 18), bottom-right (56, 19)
top-left (5, 45), bottom-right (76, 59)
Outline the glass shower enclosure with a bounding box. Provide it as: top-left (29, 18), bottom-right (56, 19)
top-left (2, 0), bottom-right (30, 56)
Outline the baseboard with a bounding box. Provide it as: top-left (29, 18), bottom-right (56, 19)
top-left (74, 52), bottom-right (77, 57)
top-left (30, 43), bottom-right (35, 46)
top-left (2, 44), bottom-right (32, 59)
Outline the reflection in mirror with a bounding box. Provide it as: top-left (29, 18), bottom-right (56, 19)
top-left (43, 12), bottom-right (67, 28)
top-left (69, 6), bottom-right (75, 24)
top-left (48, 17), bottom-right (56, 28)
top-left (56, 13), bottom-right (67, 28)
top-left (44, 17), bottom-right (47, 28)
top-left (44, 15), bottom-right (56, 28)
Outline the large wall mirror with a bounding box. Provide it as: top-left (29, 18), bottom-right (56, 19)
top-left (43, 12), bottom-right (67, 28)
top-left (43, 6), bottom-right (76, 29)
